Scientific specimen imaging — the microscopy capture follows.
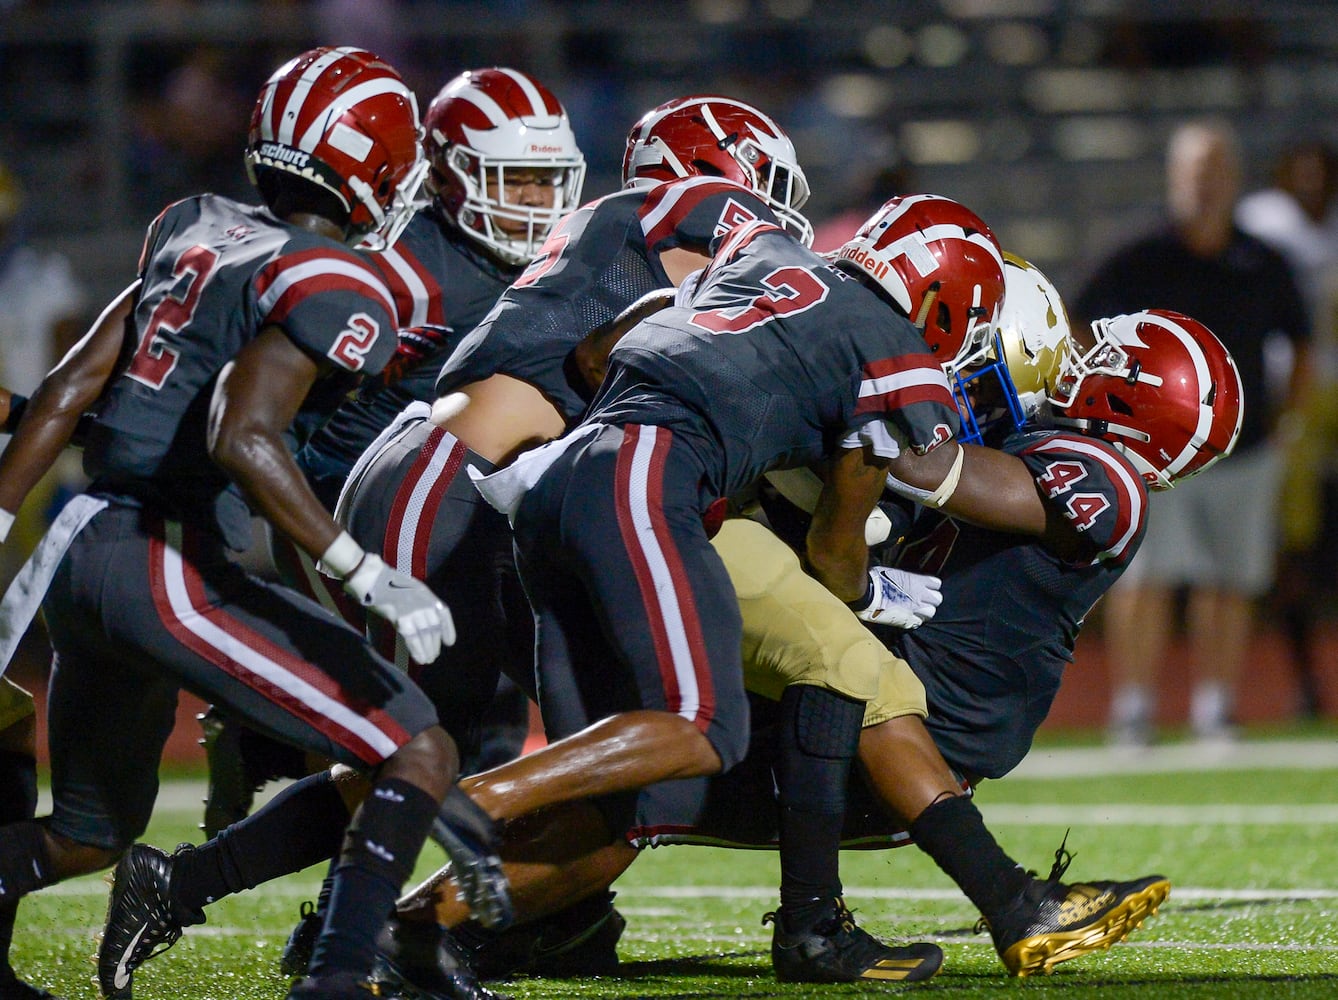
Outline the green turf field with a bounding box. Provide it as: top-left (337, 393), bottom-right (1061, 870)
top-left (12, 730), bottom-right (1338, 999)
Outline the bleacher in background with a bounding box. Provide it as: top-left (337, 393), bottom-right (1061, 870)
top-left (3, 1), bottom-right (1337, 320)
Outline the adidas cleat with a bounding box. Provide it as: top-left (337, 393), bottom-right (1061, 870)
top-left (97, 844), bottom-right (204, 998)
top-left (285, 970), bottom-right (390, 998)
top-left (433, 787), bottom-right (513, 931)
top-left (982, 874), bottom-right (1170, 976)
top-left (763, 897), bottom-right (943, 983)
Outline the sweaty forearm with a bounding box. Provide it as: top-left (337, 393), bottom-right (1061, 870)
top-left (212, 428), bottom-right (340, 561)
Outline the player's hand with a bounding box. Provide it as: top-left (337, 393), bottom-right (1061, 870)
top-left (849, 565), bottom-right (942, 628)
top-left (342, 553), bottom-right (456, 664)
top-left (381, 325), bottom-right (452, 386)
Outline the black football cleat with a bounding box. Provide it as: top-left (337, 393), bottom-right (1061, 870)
top-left (453, 891), bottom-right (624, 979)
top-left (285, 970), bottom-right (387, 998)
top-left (197, 708), bottom-right (261, 838)
top-left (763, 897), bottom-right (943, 983)
top-left (981, 874), bottom-right (1171, 976)
top-left (432, 787), bottom-right (513, 931)
top-left (371, 916), bottom-right (507, 1000)
top-left (97, 844), bottom-right (204, 998)
top-left (278, 899), bottom-right (324, 978)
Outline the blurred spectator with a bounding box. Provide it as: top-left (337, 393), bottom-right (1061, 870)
top-left (126, 46), bottom-right (253, 218)
top-left (1074, 120), bottom-right (1312, 745)
top-left (0, 159), bottom-right (88, 584)
top-left (810, 162), bottom-right (914, 254)
top-left (1239, 140), bottom-right (1338, 718)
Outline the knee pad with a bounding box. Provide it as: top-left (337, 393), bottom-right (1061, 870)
top-left (777, 685), bottom-right (865, 814)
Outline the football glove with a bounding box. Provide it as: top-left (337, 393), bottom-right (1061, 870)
top-left (848, 565), bottom-right (942, 629)
top-left (342, 553), bottom-right (456, 665)
top-left (381, 324), bottom-right (452, 386)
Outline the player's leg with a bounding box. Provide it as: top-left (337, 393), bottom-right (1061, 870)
top-left (0, 678), bottom-right (60, 999)
top-left (465, 425), bottom-right (749, 824)
top-left (280, 417), bottom-right (538, 978)
top-left (68, 511), bottom-right (456, 997)
top-left (718, 518), bottom-right (942, 982)
top-left (859, 702), bottom-right (1169, 976)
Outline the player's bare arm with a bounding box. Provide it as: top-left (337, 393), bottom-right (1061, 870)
top-left (888, 441), bottom-right (1050, 538)
top-left (0, 280), bottom-right (138, 521)
top-left (805, 444), bottom-right (888, 602)
top-left (207, 325), bottom-right (344, 561)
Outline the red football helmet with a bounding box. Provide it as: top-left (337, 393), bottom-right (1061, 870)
top-left (1049, 309), bottom-right (1244, 490)
top-left (245, 46), bottom-right (427, 249)
top-left (424, 67), bottom-right (585, 265)
top-left (622, 94), bottom-right (813, 245)
top-left (835, 194), bottom-right (1006, 375)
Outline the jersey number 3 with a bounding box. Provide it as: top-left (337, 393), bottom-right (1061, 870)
top-left (688, 266), bottom-right (828, 335)
top-left (128, 244), bottom-right (220, 390)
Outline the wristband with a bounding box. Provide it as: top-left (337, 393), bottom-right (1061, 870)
top-left (0, 509), bottom-right (13, 544)
top-left (845, 573), bottom-right (875, 613)
top-left (319, 530), bottom-right (365, 578)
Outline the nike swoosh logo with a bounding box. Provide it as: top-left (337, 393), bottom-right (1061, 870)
top-left (385, 579), bottom-right (415, 590)
top-left (113, 922), bottom-right (150, 991)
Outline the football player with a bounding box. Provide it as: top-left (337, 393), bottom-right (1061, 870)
top-left (402, 256), bottom-right (1239, 981)
top-left (96, 93), bottom-right (908, 992)
top-left (0, 47), bottom-right (477, 1000)
top-left (198, 65), bottom-right (587, 840)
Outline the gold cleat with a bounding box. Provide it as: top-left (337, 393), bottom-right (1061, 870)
top-left (993, 876), bottom-right (1170, 976)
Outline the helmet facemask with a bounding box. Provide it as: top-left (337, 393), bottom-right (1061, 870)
top-left (440, 143), bottom-right (585, 265)
top-left (1048, 311), bottom-right (1243, 490)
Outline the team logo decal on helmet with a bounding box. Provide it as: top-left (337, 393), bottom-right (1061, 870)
top-left (1049, 309), bottom-right (1244, 490)
top-left (622, 94), bottom-right (813, 246)
top-left (423, 67), bottom-right (586, 265)
top-left (246, 46), bottom-right (428, 249)
top-left (952, 253), bottom-right (1072, 444)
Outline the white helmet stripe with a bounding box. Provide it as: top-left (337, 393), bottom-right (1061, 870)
top-left (296, 76), bottom-right (413, 153)
top-left (1150, 312), bottom-right (1216, 477)
top-left (496, 67), bottom-right (548, 117)
top-left (456, 87), bottom-right (511, 129)
top-left (275, 47), bottom-right (349, 145)
top-left (699, 102), bottom-right (728, 144)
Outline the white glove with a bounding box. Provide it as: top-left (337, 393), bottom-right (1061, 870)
top-left (322, 532), bottom-right (455, 665)
top-left (849, 565), bottom-right (942, 629)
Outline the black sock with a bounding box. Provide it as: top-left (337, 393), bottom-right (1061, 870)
top-left (908, 794), bottom-right (1032, 917)
top-left (309, 778), bottom-right (439, 978)
top-left (174, 770), bottom-right (350, 913)
top-left (775, 685), bottom-right (864, 931)
top-left (0, 752), bottom-right (37, 828)
top-left (0, 751), bottom-right (38, 977)
top-left (0, 821), bottom-right (54, 906)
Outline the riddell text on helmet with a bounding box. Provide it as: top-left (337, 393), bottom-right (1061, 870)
top-left (838, 245), bottom-right (889, 282)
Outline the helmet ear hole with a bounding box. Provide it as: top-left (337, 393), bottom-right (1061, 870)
top-left (936, 301), bottom-right (952, 337)
top-left (1105, 392), bottom-right (1135, 418)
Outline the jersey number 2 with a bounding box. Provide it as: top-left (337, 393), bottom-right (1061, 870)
top-left (128, 244), bottom-right (220, 389)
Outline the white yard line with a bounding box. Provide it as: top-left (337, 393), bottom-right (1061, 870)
top-left (1011, 738), bottom-right (1338, 777)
